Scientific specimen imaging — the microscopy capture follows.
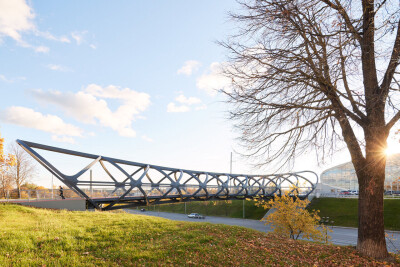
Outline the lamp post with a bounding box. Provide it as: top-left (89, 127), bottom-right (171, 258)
top-left (51, 175), bottom-right (54, 199)
top-left (319, 216), bottom-right (334, 243)
top-left (90, 170), bottom-right (93, 197)
top-left (230, 152), bottom-right (245, 219)
top-left (230, 152), bottom-right (233, 191)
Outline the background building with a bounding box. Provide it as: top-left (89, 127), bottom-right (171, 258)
top-left (321, 154), bottom-right (400, 191)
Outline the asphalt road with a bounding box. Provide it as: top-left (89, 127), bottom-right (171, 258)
top-left (124, 209), bottom-right (400, 254)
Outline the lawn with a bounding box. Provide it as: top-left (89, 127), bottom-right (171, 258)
top-left (307, 198), bottom-right (400, 230)
top-left (0, 204), bottom-right (398, 266)
top-left (143, 199), bottom-right (267, 220)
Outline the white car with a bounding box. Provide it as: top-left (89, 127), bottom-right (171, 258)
top-left (187, 213), bottom-right (205, 219)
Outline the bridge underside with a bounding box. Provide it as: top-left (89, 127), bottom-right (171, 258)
top-left (88, 193), bottom-right (273, 211)
top-left (17, 140), bottom-right (318, 211)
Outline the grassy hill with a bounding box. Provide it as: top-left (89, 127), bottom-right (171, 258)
top-left (0, 204), bottom-right (398, 266)
top-left (307, 198), bottom-right (400, 230)
top-left (143, 199), bottom-right (268, 220)
top-left (146, 197), bottom-right (400, 230)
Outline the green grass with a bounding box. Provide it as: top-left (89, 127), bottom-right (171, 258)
top-left (1, 204), bottom-right (398, 266)
top-left (143, 200), bottom-right (268, 220)
top-left (307, 198), bottom-right (400, 230)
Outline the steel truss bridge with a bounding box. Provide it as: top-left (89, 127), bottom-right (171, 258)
top-left (17, 140), bottom-right (318, 211)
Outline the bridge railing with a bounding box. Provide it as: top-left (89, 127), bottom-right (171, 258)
top-left (0, 189), bottom-right (81, 201)
top-left (0, 184), bottom-right (314, 202)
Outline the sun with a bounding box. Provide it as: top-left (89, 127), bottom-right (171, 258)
top-left (385, 138), bottom-right (400, 156)
top-left (385, 146), bottom-right (398, 156)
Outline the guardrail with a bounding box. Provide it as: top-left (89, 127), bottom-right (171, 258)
top-left (312, 193), bottom-right (400, 199)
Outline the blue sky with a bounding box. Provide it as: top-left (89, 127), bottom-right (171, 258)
top-left (0, 0), bottom-right (384, 187)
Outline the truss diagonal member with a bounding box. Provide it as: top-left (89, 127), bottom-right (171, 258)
top-left (155, 168), bottom-right (181, 197)
top-left (260, 176), bottom-right (278, 197)
top-left (232, 176), bottom-right (246, 196)
top-left (184, 172), bottom-right (202, 197)
top-left (103, 165), bottom-right (150, 210)
top-left (70, 156), bottom-right (102, 183)
top-left (114, 167), bottom-right (144, 188)
top-left (159, 186), bottom-right (174, 200)
top-left (17, 139), bottom-right (67, 183)
top-left (157, 169), bottom-right (176, 184)
top-left (103, 157), bottom-right (136, 183)
top-left (145, 172), bottom-right (155, 184)
top-left (174, 170), bottom-right (184, 201)
top-left (214, 175), bottom-right (229, 198)
top-left (16, 139), bottom-right (101, 210)
top-left (183, 171), bottom-right (204, 197)
top-left (202, 173), bottom-right (210, 198)
top-left (99, 160), bottom-right (119, 184)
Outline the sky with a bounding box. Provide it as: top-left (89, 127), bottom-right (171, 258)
top-left (1, 0), bottom-right (399, 188)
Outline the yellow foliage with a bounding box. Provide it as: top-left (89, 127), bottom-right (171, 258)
top-left (0, 132), bottom-right (16, 171)
top-left (255, 186), bottom-right (330, 242)
top-left (0, 135), bottom-right (3, 163)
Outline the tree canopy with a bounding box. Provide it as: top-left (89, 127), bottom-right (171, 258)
top-left (222, 0), bottom-right (400, 258)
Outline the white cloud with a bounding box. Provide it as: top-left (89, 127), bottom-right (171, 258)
top-left (34, 45), bottom-right (49, 53)
top-left (36, 31), bottom-right (70, 43)
top-left (167, 94), bottom-right (205, 113)
top-left (47, 64), bottom-right (69, 72)
top-left (177, 60), bottom-right (201, 76)
top-left (0, 74), bottom-right (25, 83)
top-left (196, 62), bottom-right (231, 96)
top-left (0, 0), bottom-right (86, 51)
top-left (175, 94), bottom-right (201, 105)
top-left (31, 84), bottom-right (151, 138)
top-left (0, 74), bottom-right (12, 83)
top-left (59, 36), bottom-right (70, 43)
top-left (0, 0), bottom-right (35, 43)
top-left (167, 102), bottom-right (190, 113)
top-left (51, 135), bottom-right (75, 144)
top-left (0, 106), bottom-right (83, 137)
top-left (195, 104), bottom-right (207, 111)
top-left (71, 31), bottom-right (87, 45)
top-left (141, 135), bottom-right (153, 143)
top-left (90, 44), bottom-right (96, 49)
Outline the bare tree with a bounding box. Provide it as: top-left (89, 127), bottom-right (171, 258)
top-left (222, 0), bottom-right (400, 258)
top-left (0, 134), bottom-right (15, 199)
top-left (0, 173), bottom-right (12, 199)
top-left (9, 144), bottom-right (36, 198)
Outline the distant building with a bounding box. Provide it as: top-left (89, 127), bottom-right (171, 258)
top-left (320, 154), bottom-right (400, 191)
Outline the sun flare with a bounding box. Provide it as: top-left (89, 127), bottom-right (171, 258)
top-left (385, 146), bottom-right (398, 156)
top-left (384, 138), bottom-right (400, 156)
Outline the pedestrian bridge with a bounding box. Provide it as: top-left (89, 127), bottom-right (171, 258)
top-left (17, 140), bottom-right (318, 211)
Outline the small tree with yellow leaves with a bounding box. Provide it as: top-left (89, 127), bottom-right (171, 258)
top-left (256, 187), bottom-right (330, 242)
top-left (0, 133), bottom-right (16, 198)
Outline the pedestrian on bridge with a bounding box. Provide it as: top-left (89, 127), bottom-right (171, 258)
top-left (59, 186), bottom-right (65, 200)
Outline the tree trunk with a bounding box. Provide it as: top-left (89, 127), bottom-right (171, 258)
top-left (355, 129), bottom-right (389, 258)
top-left (16, 161), bottom-right (20, 199)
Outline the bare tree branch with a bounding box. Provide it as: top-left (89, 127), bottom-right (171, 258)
top-left (222, 0), bottom-right (400, 258)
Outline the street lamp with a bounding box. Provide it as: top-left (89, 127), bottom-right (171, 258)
top-left (319, 216), bottom-right (334, 243)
